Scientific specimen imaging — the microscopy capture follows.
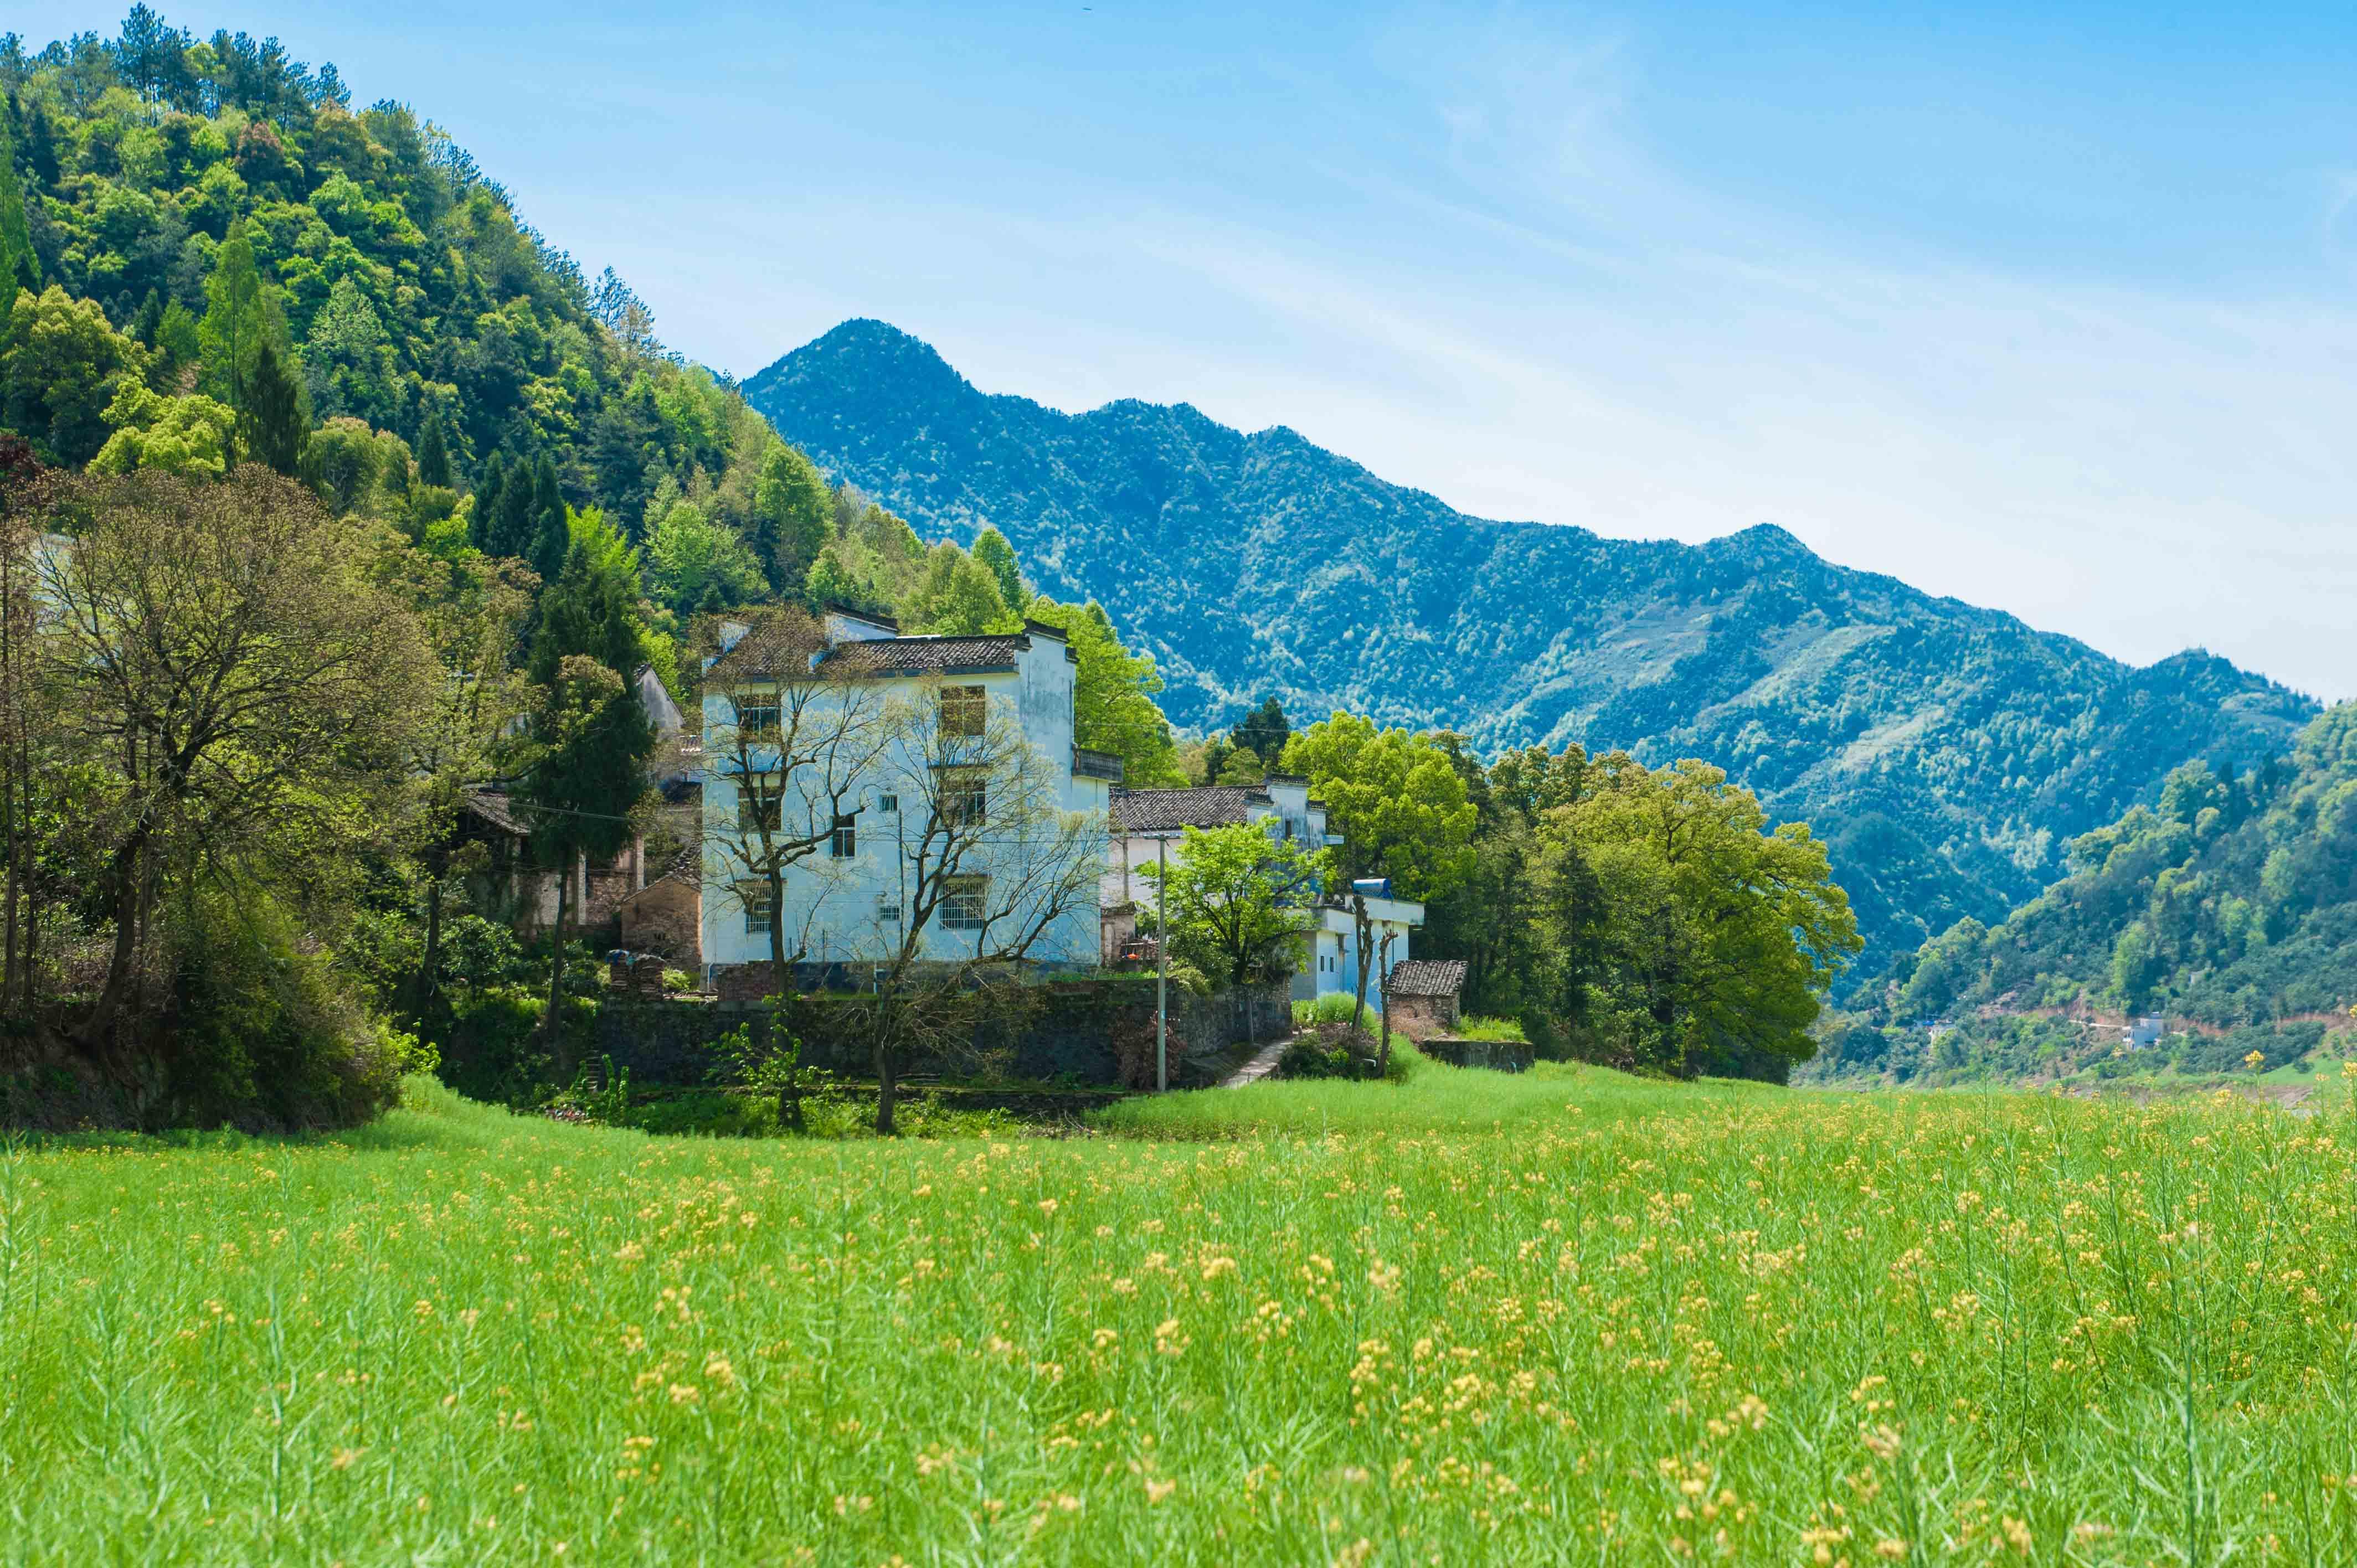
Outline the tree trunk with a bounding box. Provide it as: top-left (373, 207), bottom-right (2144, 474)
top-left (874, 1030), bottom-right (898, 1136)
top-left (1349, 893), bottom-right (1374, 1058)
top-left (415, 876), bottom-right (444, 1017)
top-left (83, 826), bottom-right (153, 1051)
top-left (542, 867), bottom-right (570, 1066)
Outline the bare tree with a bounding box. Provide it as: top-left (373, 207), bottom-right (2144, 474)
top-left (856, 683), bottom-right (1104, 1133)
top-left (699, 607), bottom-right (894, 994)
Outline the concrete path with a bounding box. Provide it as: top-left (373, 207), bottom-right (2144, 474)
top-left (1219, 1038), bottom-right (1289, 1089)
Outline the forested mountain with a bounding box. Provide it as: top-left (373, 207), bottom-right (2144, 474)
top-left (743, 319), bottom-right (2319, 978)
top-left (1811, 703), bottom-right (2357, 1084)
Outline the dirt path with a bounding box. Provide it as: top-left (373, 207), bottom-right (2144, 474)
top-left (1219, 1039), bottom-right (1288, 1088)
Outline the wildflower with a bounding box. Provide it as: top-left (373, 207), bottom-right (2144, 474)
top-left (1037, 1199), bottom-right (1059, 1218)
top-left (1154, 1318), bottom-right (1191, 1356)
top-left (1875, 1541), bottom-right (1908, 1560)
top-left (703, 1355), bottom-right (735, 1386)
top-left (1145, 1478), bottom-right (1176, 1504)
top-left (1092, 1328), bottom-right (1118, 1350)
top-left (667, 1383), bottom-right (701, 1405)
top-left (330, 1447), bottom-right (363, 1471)
top-left (2245, 1051), bottom-right (2267, 1072)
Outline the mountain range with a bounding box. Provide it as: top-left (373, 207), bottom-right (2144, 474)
top-left (743, 319), bottom-right (2318, 981)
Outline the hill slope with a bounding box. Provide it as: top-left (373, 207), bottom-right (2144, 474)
top-left (743, 319), bottom-right (2317, 974)
top-left (1812, 703), bottom-right (2357, 1085)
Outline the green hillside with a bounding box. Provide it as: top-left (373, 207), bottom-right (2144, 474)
top-left (743, 320), bottom-right (2318, 981)
top-left (1813, 702), bottom-right (2357, 1085)
top-left (0, 17), bottom-right (827, 597)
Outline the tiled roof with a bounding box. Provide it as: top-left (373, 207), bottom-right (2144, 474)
top-left (461, 787), bottom-right (528, 837)
top-left (1072, 747), bottom-right (1126, 782)
top-left (1110, 786), bottom-right (1270, 833)
top-left (1385, 958), bottom-right (1468, 998)
top-left (819, 634), bottom-right (1027, 677)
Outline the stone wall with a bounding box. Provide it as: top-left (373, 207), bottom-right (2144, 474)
top-left (596, 976), bottom-right (1293, 1090)
top-left (1422, 1035), bottom-right (1535, 1074)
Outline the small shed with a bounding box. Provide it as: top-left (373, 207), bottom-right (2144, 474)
top-left (1383, 958), bottom-right (1468, 1040)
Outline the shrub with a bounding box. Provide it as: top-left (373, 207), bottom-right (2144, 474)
top-left (159, 889), bottom-right (402, 1131)
top-left (1277, 1021), bottom-right (1416, 1082)
top-left (1455, 1015), bottom-right (1527, 1043)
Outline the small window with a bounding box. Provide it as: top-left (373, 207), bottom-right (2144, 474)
top-left (942, 767), bottom-right (986, 826)
top-left (830, 814), bottom-right (857, 859)
top-left (941, 684), bottom-right (986, 737)
top-left (734, 697), bottom-right (780, 739)
top-left (738, 881), bottom-right (776, 935)
top-left (941, 875), bottom-right (989, 931)
top-left (737, 776), bottom-right (781, 833)
top-left (877, 793), bottom-right (899, 813)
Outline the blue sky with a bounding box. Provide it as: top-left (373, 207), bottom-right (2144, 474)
top-left (39, 3), bottom-right (2357, 698)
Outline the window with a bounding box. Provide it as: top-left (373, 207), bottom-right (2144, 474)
top-left (940, 684), bottom-right (986, 737)
top-left (738, 881), bottom-right (776, 935)
top-left (737, 776), bottom-right (780, 832)
top-left (830, 814), bottom-right (857, 858)
top-left (877, 793), bottom-right (899, 813)
top-left (942, 767), bottom-right (986, 826)
top-left (941, 875), bottom-right (989, 931)
top-left (733, 695), bottom-right (780, 739)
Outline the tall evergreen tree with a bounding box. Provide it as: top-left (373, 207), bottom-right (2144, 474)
top-left (488, 458), bottom-right (535, 559)
top-left (470, 455), bottom-right (507, 553)
top-left (415, 414), bottom-right (451, 489)
top-left (527, 454), bottom-right (567, 587)
top-left (23, 105), bottom-right (60, 194)
top-left (1230, 695), bottom-right (1291, 765)
top-left (238, 343), bottom-right (308, 476)
top-left (0, 113), bottom-right (38, 297)
top-left (972, 526), bottom-right (1026, 616)
top-left (197, 221), bottom-right (276, 411)
top-left (131, 288), bottom-right (166, 347)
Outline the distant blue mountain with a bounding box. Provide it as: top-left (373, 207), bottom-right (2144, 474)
top-left (744, 319), bottom-right (2318, 981)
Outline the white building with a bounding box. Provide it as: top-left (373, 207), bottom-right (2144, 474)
top-left (1104, 775), bottom-right (1422, 1010)
top-left (698, 607), bottom-right (1123, 986)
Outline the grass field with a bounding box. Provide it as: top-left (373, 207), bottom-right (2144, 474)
top-left (9, 1062), bottom-right (2357, 1564)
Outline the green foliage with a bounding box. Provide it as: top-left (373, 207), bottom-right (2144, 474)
top-left (1023, 597), bottom-right (1185, 786)
top-left (1280, 711), bottom-right (1475, 899)
top-left (644, 496), bottom-right (765, 618)
top-left (1139, 821), bottom-right (1324, 986)
top-left (1871, 704), bottom-right (2357, 1038)
top-left (1228, 694), bottom-right (1289, 763)
top-left (1545, 756), bottom-right (1859, 1079)
top-left (0, 112), bottom-right (38, 293)
top-left (236, 339), bottom-right (307, 473)
top-left (970, 524), bottom-right (1025, 613)
top-left (89, 376), bottom-right (233, 474)
top-left (159, 886), bottom-right (402, 1130)
top-left (899, 539), bottom-right (1011, 635)
top-left (1, 283), bottom-right (142, 463)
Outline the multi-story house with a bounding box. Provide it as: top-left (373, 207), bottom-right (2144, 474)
top-left (1103, 775), bottom-right (1422, 1011)
top-left (698, 606), bottom-right (1123, 993)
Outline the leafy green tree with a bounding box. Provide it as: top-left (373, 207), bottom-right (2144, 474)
top-left (1024, 598), bottom-right (1186, 786)
top-left (645, 499), bottom-right (765, 617)
top-left (90, 379), bottom-right (235, 476)
top-left (972, 526), bottom-right (1026, 614)
top-left (195, 219), bottom-right (281, 412)
top-left (1229, 696), bottom-right (1290, 765)
top-left (1, 285), bottom-right (141, 465)
top-left (152, 301), bottom-right (198, 386)
top-left (1542, 756), bottom-right (1859, 1079)
top-left (1280, 713), bottom-right (1476, 899)
top-left (752, 443), bottom-right (831, 594)
top-left (900, 540), bottom-right (1011, 635)
top-left (527, 453), bottom-right (567, 586)
top-left (238, 341), bottom-right (308, 475)
top-left (415, 412), bottom-right (451, 489)
top-left (1282, 711), bottom-right (1478, 1050)
top-left (1140, 822), bottom-right (1326, 986)
top-left (470, 455), bottom-right (507, 553)
top-left (0, 115), bottom-right (35, 296)
top-left (522, 508), bottom-right (657, 1053)
top-left (514, 654), bottom-right (648, 1059)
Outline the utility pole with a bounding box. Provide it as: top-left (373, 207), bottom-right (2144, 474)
top-left (1156, 832), bottom-right (1170, 1092)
